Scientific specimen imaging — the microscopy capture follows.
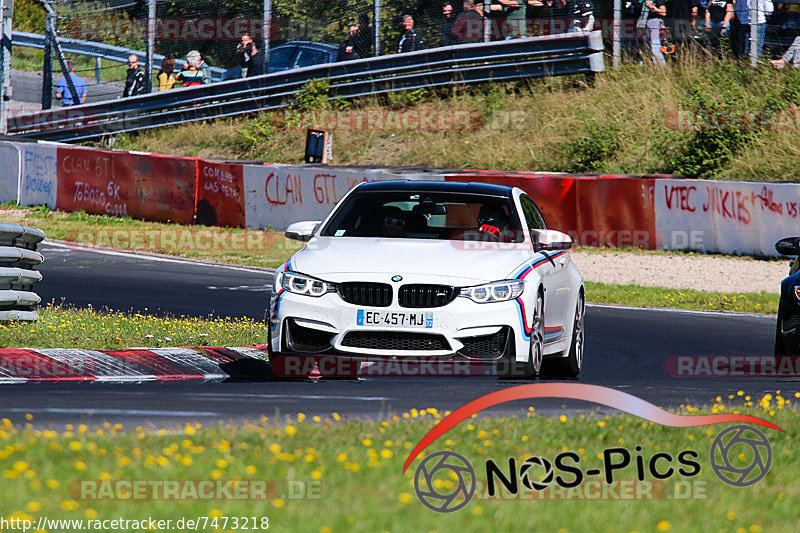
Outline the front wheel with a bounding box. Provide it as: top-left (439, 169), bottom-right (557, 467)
top-left (543, 291), bottom-right (584, 378)
top-left (497, 291), bottom-right (542, 379)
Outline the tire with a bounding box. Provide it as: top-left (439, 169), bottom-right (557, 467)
top-left (497, 291), bottom-right (542, 379)
top-left (543, 291), bottom-right (584, 379)
top-left (775, 311), bottom-right (787, 356)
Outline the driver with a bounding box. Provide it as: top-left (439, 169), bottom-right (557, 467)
top-left (476, 204), bottom-right (508, 240)
top-left (380, 206), bottom-right (407, 237)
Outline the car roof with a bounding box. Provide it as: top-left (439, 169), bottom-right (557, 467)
top-left (273, 41), bottom-right (338, 52)
top-left (356, 180), bottom-right (514, 198)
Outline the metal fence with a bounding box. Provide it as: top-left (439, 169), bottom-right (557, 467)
top-left (7, 31), bottom-right (605, 142)
top-left (0, 223), bottom-right (45, 322)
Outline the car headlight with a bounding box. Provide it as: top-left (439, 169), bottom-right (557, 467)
top-left (279, 272), bottom-right (334, 297)
top-left (459, 280), bottom-right (524, 303)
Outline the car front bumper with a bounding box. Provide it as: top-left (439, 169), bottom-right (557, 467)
top-left (269, 289), bottom-right (532, 361)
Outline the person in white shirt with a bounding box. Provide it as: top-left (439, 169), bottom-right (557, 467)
top-left (734, 0), bottom-right (773, 58)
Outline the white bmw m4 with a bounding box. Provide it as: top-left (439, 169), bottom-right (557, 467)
top-left (269, 180), bottom-right (584, 378)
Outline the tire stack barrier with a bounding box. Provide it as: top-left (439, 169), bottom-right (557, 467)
top-left (0, 223), bottom-right (46, 321)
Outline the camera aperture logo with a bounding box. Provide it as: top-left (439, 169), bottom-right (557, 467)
top-left (404, 384), bottom-right (783, 511)
top-left (413, 451), bottom-right (475, 513)
top-left (709, 425), bottom-right (772, 487)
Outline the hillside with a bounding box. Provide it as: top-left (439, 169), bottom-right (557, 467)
top-left (104, 56), bottom-right (800, 182)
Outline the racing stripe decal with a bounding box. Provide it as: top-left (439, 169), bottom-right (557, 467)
top-left (512, 251), bottom-right (568, 339)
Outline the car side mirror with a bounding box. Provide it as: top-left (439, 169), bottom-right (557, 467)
top-left (775, 236), bottom-right (800, 256)
top-left (533, 229), bottom-right (572, 252)
top-left (285, 221), bottom-right (321, 242)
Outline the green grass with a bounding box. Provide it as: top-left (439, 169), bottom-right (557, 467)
top-left (586, 282), bottom-right (778, 314)
top-left (1, 204), bottom-right (302, 268)
top-left (0, 304), bottom-right (269, 350)
top-left (0, 395), bottom-right (797, 532)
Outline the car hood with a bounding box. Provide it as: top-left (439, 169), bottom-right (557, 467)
top-left (289, 237), bottom-right (532, 284)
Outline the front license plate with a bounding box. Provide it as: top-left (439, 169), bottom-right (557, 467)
top-left (356, 310), bottom-right (434, 328)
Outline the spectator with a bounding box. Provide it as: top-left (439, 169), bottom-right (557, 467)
top-left (454, 0), bottom-right (487, 43)
top-left (337, 25), bottom-right (361, 61)
top-left (671, 0), bottom-right (693, 42)
top-left (398, 15), bottom-right (425, 52)
top-left (734, 0), bottom-right (773, 58)
top-left (355, 13), bottom-right (373, 57)
top-left (157, 55), bottom-right (175, 91)
top-left (122, 54), bottom-right (146, 97)
top-left (771, 35), bottom-right (800, 67)
top-left (247, 43), bottom-right (266, 77)
top-left (440, 3), bottom-right (458, 45)
top-left (236, 33), bottom-right (256, 77)
top-left (55, 61), bottom-right (87, 106)
top-left (645, 0), bottom-right (668, 65)
top-left (704, 0), bottom-right (734, 44)
top-left (175, 52), bottom-right (204, 87)
top-left (692, 0), bottom-right (709, 31)
top-left (194, 51), bottom-right (213, 85)
top-left (566, 0), bottom-right (595, 32)
top-left (490, 0), bottom-right (528, 39)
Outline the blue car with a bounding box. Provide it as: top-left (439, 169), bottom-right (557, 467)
top-left (775, 236), bottom-right (800, 354)
top-left (222, 41), bottom-right (338, 80)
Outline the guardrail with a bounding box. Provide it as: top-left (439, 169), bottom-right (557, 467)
top-left (12, 31), bottom-right (226, 81)
top-left (7, 31), bottom-right (604, 142)
top-left (0, 223), bottom-right (45, 321)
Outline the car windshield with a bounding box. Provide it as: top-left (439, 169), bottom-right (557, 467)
top-left (320, 190), bottom-right (523, 241)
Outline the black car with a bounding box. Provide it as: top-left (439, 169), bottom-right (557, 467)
top-left (774, 236), bottom-right (800, 354)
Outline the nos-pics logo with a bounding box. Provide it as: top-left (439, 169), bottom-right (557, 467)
top-left (413, 425), bottom-right (772, 512)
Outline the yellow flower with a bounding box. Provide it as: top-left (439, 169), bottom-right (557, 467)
top-left (209, 509), bottom-right (223, 519)
top-left (320, 527), bottom-right (332, 533)
top-left (85, 509), bottom-right (98, 519)
top-left (399, 493), bottom-right (413, 504)
top-left (60, 500), bottom-right (79, 511)
top-left (311, 470), bottom-right (322, 480)
top-left (337, 453), bottom-right (347, 462)
top-left (246, 465), bottom-right (257, 475)
top-left (25, 501), bottom-right (41, 512)
top-left (285, 426), bottom-right (297, 437)
top-left (380, 449), bottom-right (393, 459)
top-left (69, 441), bottom-right (82, 451)
top-left (727, 511), bottom-right (736, 521)
top-left (74, 461), bottom-right (87, 471)
top-left (46, 479), bottom-right (59, 489)
top-left (559, 415), bottom-right (567, 423)
top-left (656, 520), bottom-right (671, 532)
top-left (216, 458), bottom-right (228, 469)
top-left (272, 498), bottom-right (286, 508)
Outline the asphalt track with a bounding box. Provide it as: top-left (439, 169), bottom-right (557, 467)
top-left (3, 243), bottom-right (790, 428)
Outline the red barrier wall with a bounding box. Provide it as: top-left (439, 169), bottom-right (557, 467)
top-left (445, 173), bottom-right (579, 232)
top-left (56, 146), bottom-right (197, 225)
top-left (446, 173), bottom-right (658, 249)
top-left (196, 160), bottom-right (246, 227)
top-left (574, 177), bottom-right (656, 248)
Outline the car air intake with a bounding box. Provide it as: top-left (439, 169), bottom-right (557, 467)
top-left (457, 328), bottom-right (509, 358)
top-left (337, 282), bottom-right (393, 307)
top-left (399, 284), bottom-right (457, 308)
top-left (341, 332), bottom-right (450, 351)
